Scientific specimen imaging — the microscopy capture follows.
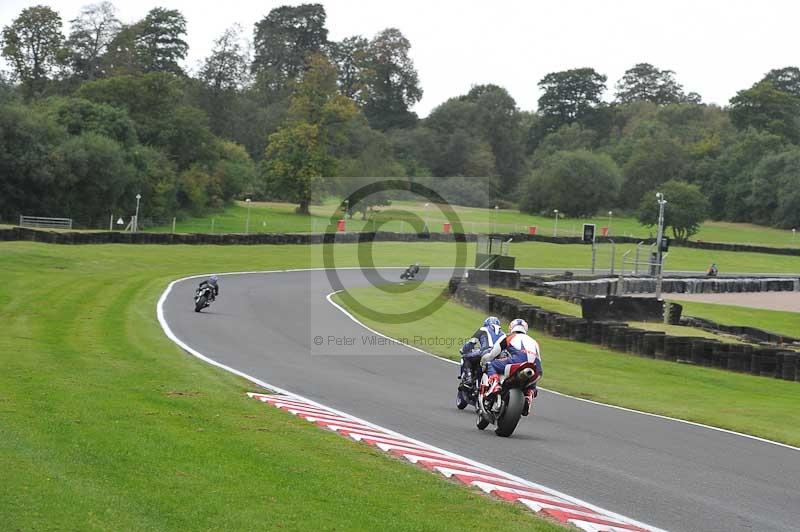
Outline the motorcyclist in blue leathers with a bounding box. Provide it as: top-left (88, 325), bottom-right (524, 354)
top-left (459, 316), bottom-right (506, 390)
top-left (198, 275), bottom-right (220, 301)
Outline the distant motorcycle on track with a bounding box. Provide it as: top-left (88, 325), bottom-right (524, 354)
top-left (194, 285), bottom-right (215, 312)
top-left (477, 360), bottom-right (540, 437)
top-left (400, 263), bottom-right (420, 280)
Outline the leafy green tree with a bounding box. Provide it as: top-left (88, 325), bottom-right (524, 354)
top-left (1, 5), bottom-right (65, 96)
top-left (199, 25), bottom-right (250, 92)
top-left (620, 127), bottom-right (688, 208)
top-left (65, 1), bottom-right (121, 81)
top-left (329, 35), bottom-right (370, 104)
top-left (520, 150), bottom-right (620, 217)
top-left (748, 148), bottom-right (800, 227)
top-left (762, 66), bottom-right (800, 97)
top-left (261, 122), bottom-right (333, 213)
top-left (637, 180), bottom-right (709, 241)
top-left (137, 8), bottom-right (188, 75)
top-left (44, 96), bottom-right (137, 146)
top-left (0, 103), bottom-right (65, 219)
top-left (537, 68), bottom-right (606, 133)
top-left (462, 84), bottom-right (527, 190)
top-left (362, 28), bottom-right (422, 130)
top-left (729, 80), bottom-right (800, 142)
top-left (252, 4), bottom-right (328, 97)
top-left (78, 72), bottom-right (179, 139)
top-left (532, 123), bottom-right (597, 163)
top-left (99, 23), bottom-right (143, 76)
top-left (51, 132), bottom-right (135, 224)
top-left (699, 129), bottom-right (783, 220)
top-left (262, 54), bottom-right (358, 213)
top-left (615, 63), bottom-right (685, 105)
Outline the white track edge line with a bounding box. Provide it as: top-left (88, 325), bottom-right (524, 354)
top-left (157, 272), bottom-right (664, 532)
top-left (324, 289), bottom-right (800, 453)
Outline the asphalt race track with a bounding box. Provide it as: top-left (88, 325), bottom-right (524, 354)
top-left (163, 268), bottom-right (800, 532)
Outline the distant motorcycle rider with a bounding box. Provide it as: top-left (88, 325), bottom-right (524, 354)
top-left (198, 275), bottom-right (220, 301)
top-left (459, 316), bottom-right (505, 387)
top-left (481, 318), bottom-right (542, 416)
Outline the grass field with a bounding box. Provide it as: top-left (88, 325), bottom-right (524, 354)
top-left (485, 288), bottom-right (747, 344)
top-left (0, 241), bottom-right (565, 531)
top-left (144, 200), bottom-right (800, 248)
top-left (332, 283), bottom-right (800, 447)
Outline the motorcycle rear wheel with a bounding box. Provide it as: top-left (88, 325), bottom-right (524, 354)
top-left (495, 388), bottom-right (524, 437)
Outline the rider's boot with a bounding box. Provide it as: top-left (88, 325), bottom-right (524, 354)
top-left (522, 387), bottom-right (536, 416)
top-left (485, 375), bottom-right (502, 413)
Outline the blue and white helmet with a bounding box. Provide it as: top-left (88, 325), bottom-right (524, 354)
top-left (484, 316), bottom-right (500, 328)
top-left (509, 318), bottom-right (528, 334)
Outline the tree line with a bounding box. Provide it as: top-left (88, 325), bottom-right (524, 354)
top-left (1, 3), bottom-right (798, 236)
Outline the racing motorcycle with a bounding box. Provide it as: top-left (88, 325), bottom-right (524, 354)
top-left (400, 264), bottom-right (420, 280)
top-left (194, 285), bottom-right (215, 312)
top-left (456, 348), bottom-right (483, 410)
top-left (476, 361), bottom-right (540, 437)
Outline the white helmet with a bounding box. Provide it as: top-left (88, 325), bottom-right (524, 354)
top-left (509, 318), bottom-right (528, 334)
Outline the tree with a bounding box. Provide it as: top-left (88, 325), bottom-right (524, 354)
top-left (729, 80), bottom-right (800, 142)
top-left (51, 132), bottom-right (135, 224)
top-left (362, 28), bottom-right (422, 130)
top-left (621, 127), bottom-right (688, 208)
top-left (99, 23), bottom-right (143, 76)
top-left (704, 129), bottom-right (784, 220)
top-left (520, 150), bottom-right (620, 217)
top-left (261, 54), bottom-right (358, 214)
top-left (251, 4), bottom-right (328, 97)
top-left (615, 63), bottom-right (685, 105)
top-left (1, 5), bottom-right (65, 96)
top-left (762, 66), bottom-right (800, 97)
top-left (329, 35), bottom-right (370, 104)
top-left (637, 180), bottom-right (709, 241)
top-left (462, 84), bottom-right (528, 190)
top-left (136, 8), bottom-right (188, 75)
top-left (0, 103), bottom-right (65, 219)
top-left (199, 25), bottom-right (250, 92)
top-left (261, 122), bottom-right (333, 213)
top-left (537, 68), bottom-right (606, 133)
top-left (65, 1), bottom-right (121, 81)
top-left (44, 96), bottom-right (137, 146)
top-left (748, 148), bottom-right (800, 227)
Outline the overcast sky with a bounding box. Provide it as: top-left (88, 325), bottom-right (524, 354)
top-left (1, 0), bottom-right (797, 116)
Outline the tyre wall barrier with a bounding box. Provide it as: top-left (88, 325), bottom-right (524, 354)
top-left (581, 297), bottom-right (665, 322)
top-left (466, 269), bottom-right (521, 289)
top-left (544, 276), bottom-right (799, 296)
top-left (447, 280), bottom-right (799, 382)
top-left (0, 227), bottom-right (472, 245)
top-left (3, 225), bottom-right (800, 257)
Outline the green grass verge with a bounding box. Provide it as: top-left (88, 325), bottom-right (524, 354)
top-left (145, 200), bottom-right (800, 248)
top-left (332, 283), bottom-right (800, 447)
top-left (485, 288), bottom-right (746, 344)
top-left (0, 241), bottom-right (564, 531)
top-left (673, 300), bottom-right (800, 339)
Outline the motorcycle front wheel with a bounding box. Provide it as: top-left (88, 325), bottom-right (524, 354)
top-left (194, 295), bottom-right (207, 312)
top-left (456, 389), bottom-right (469, 410)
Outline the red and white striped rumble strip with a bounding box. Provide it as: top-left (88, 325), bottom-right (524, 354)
top-left (248, 392), bottom-right (662, 532)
